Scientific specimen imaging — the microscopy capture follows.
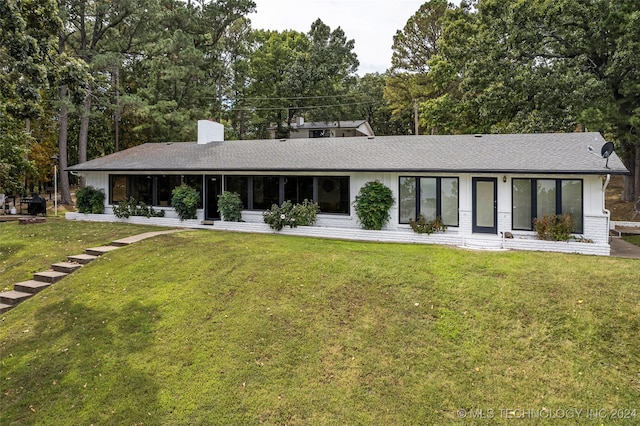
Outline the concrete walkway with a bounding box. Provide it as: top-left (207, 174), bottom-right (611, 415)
top-left (609, 237), bottom-right (640, 259)
top-left (111, 229), bottom-right (186, 246)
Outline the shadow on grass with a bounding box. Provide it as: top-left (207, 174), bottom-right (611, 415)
top-left (1, 299), bottom-right (163, 425)
top-left (0, 242), bottom-right (26, 257)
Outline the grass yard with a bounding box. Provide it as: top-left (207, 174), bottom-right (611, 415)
top-left (1, 222), bottom-right (639, 425)
top-left (623, 235), bottom-right (640, 248)
top-left (0, 219), bottom-right (167, 291)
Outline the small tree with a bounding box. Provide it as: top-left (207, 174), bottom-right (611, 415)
top-left (217, 191), bottom-right (243, 221)
top-left (353, 180), bottom-right (395, 230)
top-left (171, 184), bottom-right (199, 221)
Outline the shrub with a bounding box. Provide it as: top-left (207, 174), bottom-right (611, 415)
top-left (217, 191), bottom-right (243, 222)
top-left (291, 199), bottom-right (320, 226)
top-left (409, 215), bottom-right (447, 234)
top-left (171, 184), bottom-right (199, 221)
top-left (263, 199), bottom-right (320, 231)
top-left (353, 180), bottom-right (395, 230)
top-left (263, 201), bottom-right (295, 231)
top-left (75, 186), bottom-right (105, 214)
top-left (534, 213), bottom-right (574, 241)
top-left (113, 197), bottom-right (165, 219)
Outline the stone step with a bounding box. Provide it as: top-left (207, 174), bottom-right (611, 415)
top-left (0, 290), bottom-right (33, 305)
top-left (110, 240), bottom-right (131, 247)
top-left (14, 280), bottom-right (51, 294)
top-left (85, 245), bottom-right (120, 257)
top-left (33, 270), bottom-right (68, 284)
top-left (67, 253), bottom-right (99, 264)
top-left (51, 261), bottom-right (82, 274)
top-left (0, 303), bottom-right (14, 314)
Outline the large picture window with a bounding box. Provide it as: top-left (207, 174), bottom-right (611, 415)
top-left (109, 175), bottom-right (203, 207)
top-left (224, 175), bottom-right (349, 214)
top-left (252, 176), bottom-right (280, 210)
top-left (399, 176), bottom-right (459, 226)
top-left (512, 178), bottom-right (583, 233)
top-left (157, 175), bottom-right (181, 206)
top-left (225, 176), bottom-right (249, 208)
top-left (317, 176), bottom-right (349, 214)
top-left (284, 176), bottom-right (314, 205)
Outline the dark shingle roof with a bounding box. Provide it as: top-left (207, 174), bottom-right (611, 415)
top-left (67, 133), bottom-right (629, 175)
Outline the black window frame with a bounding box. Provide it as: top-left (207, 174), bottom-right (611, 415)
top-left (398, 176), bottom-right (460, 226)
top-left (109, 174), bottom-right (203, 208)
top-left (223, 175), bottom-right (350, 215)
top-left (511, 178), bottom-right (583, 233)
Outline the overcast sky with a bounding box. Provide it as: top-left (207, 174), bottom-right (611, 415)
top-left (247, 0), bottom-right (429, 75)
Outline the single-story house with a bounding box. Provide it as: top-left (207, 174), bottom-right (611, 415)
top-left (66, 120), bottom-right (629, 255)
top-left (267, 118), bottom-right (374, 139)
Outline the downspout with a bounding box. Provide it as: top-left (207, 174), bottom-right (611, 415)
top-left (603, 174), bottom-right (611, 239)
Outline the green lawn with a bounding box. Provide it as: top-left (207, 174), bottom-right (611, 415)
top-left (1, 221), bottom-right (639, 425)
top-left (0, 219), bottom-right (167, 291)
top-left (623, 235), bottom-right (640, 247)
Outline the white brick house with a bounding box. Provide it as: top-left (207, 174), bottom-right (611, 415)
top-left (66, 121), bottom-right (629, 255)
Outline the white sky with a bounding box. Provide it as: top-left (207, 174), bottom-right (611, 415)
top-left (247, 0), bottom-right (429, 75)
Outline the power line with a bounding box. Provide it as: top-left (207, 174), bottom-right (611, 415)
top-left (229, 101), bottom-right (374, 112)
top-left (236, 94), bottom-right (356, 101)
top-left (231, 93), bottom-right (377, 102)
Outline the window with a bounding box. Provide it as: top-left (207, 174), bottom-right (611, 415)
top-left (110, 176), bottom-right (127, 204)
top-left (399, 177), bottom-right (417, 223)
top-left (284, 176), bottom-right (314, 204)
top-left (399, 177), bottom-right (459, 226)
top-left (317, 177), bottom-right (349, 214)
top-left (183, 175), bottom-right (204, 208)
top-left (157, 175), bottom-right (181, 206)
top-left (512, 178), bottom-right (583, 233)
top-left (309, 130), bottom-right (329, 138)
top-left (512, 179), bottom-right (532, 230)
top-left (224, 175), bottom-right (350, 214)
top-left (109, 174), bottom-right (203, 207)
top-left (225, 176), bottom-right (249, 208)
top-left (128, 176), bottom-right (152, 205)
top-left (440, 178), bottom-right (459, 226)
top-left (561, 180), bottom-right (583, 232)
top-left (252, 176), bottom-right (280, 210)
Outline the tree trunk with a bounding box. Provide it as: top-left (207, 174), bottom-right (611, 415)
top-left (58, 85), bottom-right (73, 205)
top-left (23, 119), bottom-right (30, 193)
top-left (78, 84), bottom-right (92, 188)
top-left (113, 65), bottom-right (120, 152)
top-left (623, 175), bottom-right (634, 202)
top-left (635, 143), bottom-right (640, 201)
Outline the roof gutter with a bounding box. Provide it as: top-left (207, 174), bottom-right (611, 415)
top-left (603, 174), bottom-right (611, 237)
top-left (64, 167), bottom-right (631, 175)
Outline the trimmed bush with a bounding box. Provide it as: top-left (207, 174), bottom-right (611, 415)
top-left (353, 180), bottom-right (395, 230)
top-left (534, 213), bottom-right (575, 241)
top-left (263, 199), bottom-right (320, 231)
top-left (409, 215), bottom-right (447, 234)
top-left (171, 184), bottom-right (199, 221)
top-left (217, 191), bottom-right (243, 222)
top-left (113, 197), bottom-right (165, 219)
top-left (291, 199), bottom-right (320, 226)
top-left (75, 186), bottom-right (105, 214)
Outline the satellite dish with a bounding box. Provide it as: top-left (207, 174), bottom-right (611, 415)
top-left (600, 142), bottom-right (615, 169)
top-left (601, 142), bottom-right (614, 158)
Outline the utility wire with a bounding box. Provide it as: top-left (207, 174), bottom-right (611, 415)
top-left (229, 101), bottom-right (373, 112)
top-left (235, 94), bottom-right (358, 101)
